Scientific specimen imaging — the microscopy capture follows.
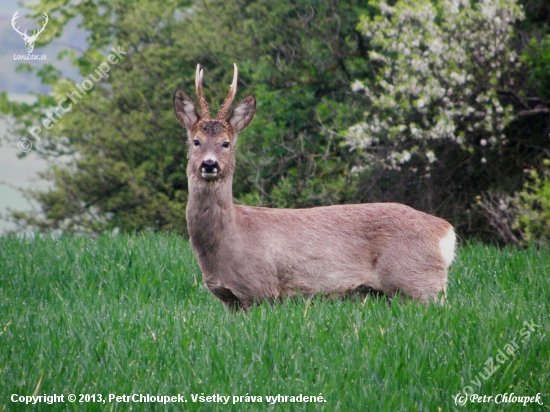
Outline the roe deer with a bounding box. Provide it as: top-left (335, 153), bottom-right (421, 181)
top-left (173, 64), bottom-right (456, 311)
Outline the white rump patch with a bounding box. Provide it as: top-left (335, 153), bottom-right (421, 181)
top-left (439, 227), bottom-right (456, 267)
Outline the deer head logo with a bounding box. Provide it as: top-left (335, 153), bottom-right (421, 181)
top-left (11, 11), bottom-right (49, 54)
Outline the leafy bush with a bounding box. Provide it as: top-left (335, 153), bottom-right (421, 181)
top-left (1, 0), bottom-right (549, 243)
top-left (478, 159), bottom-right (550, 245)
top-left (348, 0), bottom-right (522, 167)
top-left (514, 160), bottom-right (550, 244)
top-left (2, 0), bottom-right (371, 234)
top-left (523, 35), bottom-right (550, 100)
top-left (345, 0), bottom-right (527, 228)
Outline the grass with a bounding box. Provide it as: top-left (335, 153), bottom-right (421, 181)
top-left (0, 233), bottom-right (549, 411)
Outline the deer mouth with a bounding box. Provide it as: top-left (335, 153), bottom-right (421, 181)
top-left (200, 166), bottom-right (220, 180)
top-left (201, 170), bottom-right (218, 179)
top-left (200, 159), bottom-right (221, 180)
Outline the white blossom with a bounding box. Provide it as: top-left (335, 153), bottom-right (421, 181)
top-left (346, 0), bottom-right (522, 171)
top-left (351, 80), bottom-right (365, 92)
top-left (400, 150), bottom-right (412, 163)
top-left (351, 165), bottom-right (368, 174)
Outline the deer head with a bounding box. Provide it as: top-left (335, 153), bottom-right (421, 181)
top-left (12, 11), bottom-right (49, 54)
top-left (173, 64), bottom-right (256, 184)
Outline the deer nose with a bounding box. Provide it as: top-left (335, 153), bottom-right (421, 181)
top-left (201, 159), bottom-right (219, 173)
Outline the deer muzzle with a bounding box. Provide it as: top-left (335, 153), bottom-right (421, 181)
top-left (200, 158), bottom-right (220, 179)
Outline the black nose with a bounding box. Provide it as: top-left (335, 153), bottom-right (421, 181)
top-left (201, 159), bottom-right (219, 173)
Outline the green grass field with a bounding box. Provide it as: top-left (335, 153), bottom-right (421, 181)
top-left (1, 233), bottom-right (548, 411)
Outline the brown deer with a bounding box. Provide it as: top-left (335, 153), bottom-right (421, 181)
top-left (173, 64), bottom-right (456, 311)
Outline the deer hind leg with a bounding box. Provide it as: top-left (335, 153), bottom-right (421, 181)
top-left (414, 268), bottom-right (448, 304)
top-left (379, 265), bottom-right (448, 305)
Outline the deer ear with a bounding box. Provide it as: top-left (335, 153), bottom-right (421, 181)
top-left (173, 90), bottom-right (199, 130)
top-left (228, 95), bottom-right (255, 134)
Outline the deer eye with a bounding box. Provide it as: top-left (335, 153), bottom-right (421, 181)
top-left (193, 139), bottom-right (200, 146)
top-left (222, 142), bottom-right (230, 148)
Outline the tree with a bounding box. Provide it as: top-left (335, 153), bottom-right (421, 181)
top-left (479, 0), bottom-right (550, 243)
top-left (2, 0), bottom-right (549, 242)
top-left (1, 0), bottom-right (371, 234)
top-left (346, 0), bottom-right (548, 239)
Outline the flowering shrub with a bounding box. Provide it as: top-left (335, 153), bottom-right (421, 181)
top-left (346, 0), bottom-right (523, 171)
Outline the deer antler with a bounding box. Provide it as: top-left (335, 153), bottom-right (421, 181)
top-left (11, 11), bottom-right (28, 39)
top-left (195, 64), bottom-right (210, 119)
top-left (31, 14), bottom-right (49, 39)
top-left (216, 63), bottom-right (238, 120)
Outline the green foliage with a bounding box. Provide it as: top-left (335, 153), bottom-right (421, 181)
top-left (345, 0), bottom-right (530, 229)
top-left (5, 0), bottom-right (193, 233)
top-left (523, 36), bottom-right (550, 100)
top-left (518, 0), bottom-right (550, 34)
top-left (513, 159), bottom-right (550, 244)
top-left (1, 234), bottom-right (549, 410)
top-left (350, 0), bottom-right (521, 157)
top-left (3, 0), bottom-right (371, 234)
top-left (475, 159), bottom-right (550, 245)
top-left (2, 0), bottom-right (550, 243)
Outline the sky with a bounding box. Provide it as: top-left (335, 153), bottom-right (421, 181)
top-left (0, 0), bottom-right (86, 233)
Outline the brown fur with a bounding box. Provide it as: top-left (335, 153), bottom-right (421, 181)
top-left (174, 65), bottom-right (455, 311)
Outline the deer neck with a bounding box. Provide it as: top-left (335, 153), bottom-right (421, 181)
top-left (186, 175), bottom-right (236, 251)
